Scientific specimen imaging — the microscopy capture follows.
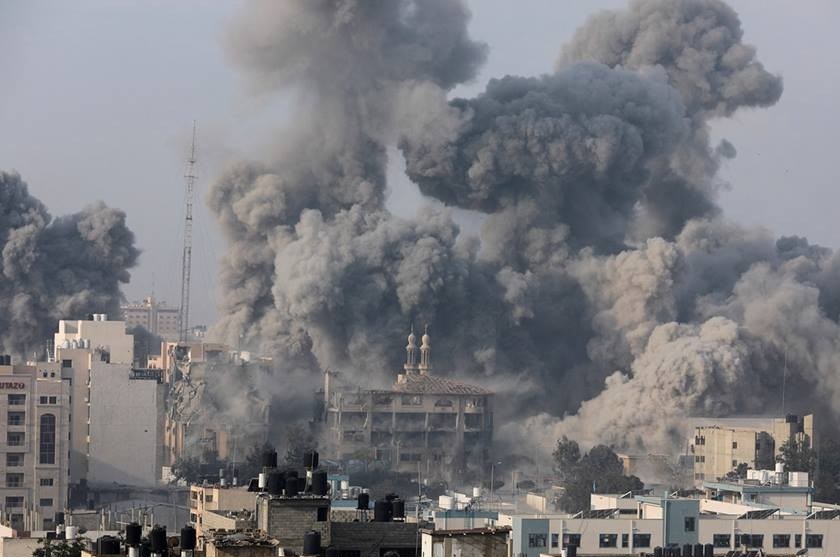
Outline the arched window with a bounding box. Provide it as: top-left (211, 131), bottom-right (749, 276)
top-left (39, 414), bottom-right (56, 464)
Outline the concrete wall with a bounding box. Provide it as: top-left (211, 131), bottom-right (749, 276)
top-left (422, 530), bottom-right (507, 557)
top-left (331, 521), bottom-right (418, 556)
top-left (662, 499), bottom-right (699, 546)
top-left (56, 319), bottom-right (134, 365)
top-left (88, 362), bottom-right (163, 486)
top-left (256, 496), bottom-right (331, 553)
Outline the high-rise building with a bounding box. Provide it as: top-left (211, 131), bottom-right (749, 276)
top-left (121, 296), bottom-right (181, 342)
top-left (0, 358), bottom-right (70, 531)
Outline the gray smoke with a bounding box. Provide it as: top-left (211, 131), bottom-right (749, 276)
top-left (0, 171), bottom-right (139, 356)
top-left (210, 0), bottom-right (840, 460)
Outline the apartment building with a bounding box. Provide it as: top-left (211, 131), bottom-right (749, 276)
top-left (322, 328), bottom-right (493, 479)
top-left (121, 296), bottom-right (180, 342)
top-left (690, 414), bottom-right (814, 482)
top-left (189, 485), bottom-right (256, 548)
top-left (0, 358), bottom-right (70, 531)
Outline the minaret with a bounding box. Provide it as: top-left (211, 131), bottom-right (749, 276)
top-left (419, 325), bottom-right (431, 375)
top-left (404, 325), bottom-right (418, 374)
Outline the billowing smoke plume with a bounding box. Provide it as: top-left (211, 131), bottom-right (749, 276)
top-left (210, 0), bottom-right (840, 459)
top-left (0, 171), bottom-right (139, 355)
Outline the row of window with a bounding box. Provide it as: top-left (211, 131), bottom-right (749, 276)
top-left (1, 415), bottom-right (56, 465)
top-left (4, 496), bottom-right (53, 508)
top-left (7, 394), bottom-right (59, 405)
top-left (529, 533), bottom-right (825, 550)
top-left (713, 534), bottom-right (823, 549)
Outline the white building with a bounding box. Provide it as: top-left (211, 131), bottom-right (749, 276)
top-left (87, 362), bottom-right (165, 487)
top-left (0, 358), bottom-right (70, 531)
top-left (54, 314), bottom-right (134, 366)
top-left (121, 296), bottom-right (181, 342)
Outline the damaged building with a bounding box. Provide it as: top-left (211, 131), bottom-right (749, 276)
top-left (321, 329), bottom-right (493, 480)
top-left (164, 343), bottom-right (272, 465)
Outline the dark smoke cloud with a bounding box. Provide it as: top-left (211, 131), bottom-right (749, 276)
top-left (0, 171), bottom-right (139, 356)
top-left (209, 0), bottom-right (840, 463)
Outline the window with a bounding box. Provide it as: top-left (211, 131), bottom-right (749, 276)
top-left (795, 535), bottom-right (802, 548)
top-left (563, 534), bottom-right (581, 548)
top-left (205, 494), bottom-right (213, 503)
top-left (40, 478), bottom-right (54, 486)
top-left (551, 534), bottom-right (559, 549)
top-left (684, 517), bottom-right (695, 532)
top-left (48, 396), bottom-right (56, 404)
top-left (528, 534), bottom-right (547, 548)
top-left (806, 535), bottom-right (823, 548)
top-left (713, 535), bottom-right (731, 548)
top-left (5, 497), bottom-right (23, 508)
top-left (773, 535), bottom-right (790, 548)
top-left (8, 394), bottom-right (25, 406)
top-left (61, 359), bottom-right (72, 368)
top-left (7, 412), bottom-right (24, 425)
top-left (633, 534), bottom-right (651, 548)
top-left (739, 534), bottom-right (763, 548)
top-left (6, 453), bottom-right (23, 467)
top-left (622, 534), bottom-right (629, 548)
top-left (434, 398), bottom-right (453, 408)
top-left (401, 395), bottom-right (422, 406)
top-left (190, 513), bottom-right (198, 524)
top-left (39, 414), bottom-right (56, 464)
top-left (317, 507), bottom-right (328, 521)
top-left (732, 441), bottom-right (738, 449)
top-left (400, 453), bottom-right (422, 462)
top-left (7, 431), bottom-right (24, 446)
top-left (39, 498), bottom-right (53, 507)
top-left (40, 396), bottom-right (48, 404)
top-left (599, 534), bottom-right (618, 548)
top-left (6, 473), bottom-right (23, 487)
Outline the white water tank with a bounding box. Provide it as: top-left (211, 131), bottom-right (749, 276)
top-left (258, 473), bottom-right (267, 489)
top-left (789, 471), bottom-right (809, 487)
top-left (775, 462), bottom-right (785, 474)
top-left (438, 495), bottom-right (455, 510)
top-left (65, 526), bottom-right (79, 539)
top-left (472, 486), bottom-right (482, 498)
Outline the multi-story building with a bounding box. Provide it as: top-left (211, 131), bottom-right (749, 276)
top-left (121, 296), bottom-right (181, 342)
top-left (322, 328), bottom-right (493, 480)
top-left (0, 358), bottom-right (70, 531)
top-left (690, 414), bottom-right (814, 482)
top-left (87, 363), bottom-right (165, 487)
top-left (189, 485), bottom-right (257, 548)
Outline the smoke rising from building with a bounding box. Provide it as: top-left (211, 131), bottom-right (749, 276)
top-left (0, 171), bottom-right (139, 356)
top-left (209, 0), bottom-right (840, 457)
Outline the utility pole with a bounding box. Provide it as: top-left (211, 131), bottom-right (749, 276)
top-left (179, 122), bottom-right (197, 343)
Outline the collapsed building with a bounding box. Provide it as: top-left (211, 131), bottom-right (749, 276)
top-left (164, 343), bottom-right (271, 465)
top-left (320, 329), bottom-right (493, 481)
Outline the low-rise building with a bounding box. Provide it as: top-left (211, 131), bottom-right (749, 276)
top-left (322, 328), bottom-right (493, 480)
top-left (190, 485), bottom-right (257, 546)
top-left (421, 526), bottom-right (509, 557)
top-left (0, 358), bottom-right (70, 531)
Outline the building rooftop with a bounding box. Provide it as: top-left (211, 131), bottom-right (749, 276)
top-left (392, 373), bottom-right (492, 396)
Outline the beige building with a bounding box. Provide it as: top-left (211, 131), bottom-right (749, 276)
top-left (690, 414), bottom-right (814, 482)
top-left (0, 359), bottom-right (70, 531)
top-left (322, 328), bottom-right (493, 479)
top-left (54, 314), bottom-right (134, 366)
top-left (189, 485), bottom-right (257, 548)
top-left (121, 296), bottom-right (181, 342)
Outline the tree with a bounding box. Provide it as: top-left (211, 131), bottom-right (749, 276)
top-left (724, 462), bottom-right (749, 481)
top-left (553, 441), bottom-right (643, 513)
top-left (237, 442), bottom-right (276, 481)
top-left (778, 439), bottom-right (816, 474)
top-left (284, 423), bottom-right (316, 467)
top-left (33, 538), bottom-right (85, 557)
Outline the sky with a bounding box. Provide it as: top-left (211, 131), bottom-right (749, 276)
top-left (0, 0), bottom-right (838, 326)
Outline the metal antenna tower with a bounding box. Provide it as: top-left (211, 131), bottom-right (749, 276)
top-left (179, 122), bottom-right (197, 342)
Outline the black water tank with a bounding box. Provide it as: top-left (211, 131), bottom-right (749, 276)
top-left (567, 545), bottom-right (578, 557)
top-left (311, 470), bottom-right (329, 496)
top-left (392, 499), bottom-right (405, 519)
top-left (150, 526), bottom-right (167, 553)
top-left (98, 536), bottom-right (121, 555)
top-left (55, 512), bottom-right (65, 525)
top-left (357, 492), bottom-right (370, 510)
top-left (262, 450), bottom-right (278, 468)
top-left (267, 471), bottom-right (284, 495)
top-left (286, 469), bottom-right (299, 479)
top-left (374, 499), bottom-right (393, 522)
top-left (285, 476), bottom-right (299, 496)
top-left (704, 544), bottom-right (714, 557)
top-left (303, 531), bottom-right (321, 556)
top-left (385, 493), bottom-right (399, 502)
top-left (653, 547), bottom-right (663, 557)
top-left (325, 547), bottom-right (339, 557)
top-left (140, 542), bottom-right (152, 557)
top-left (180, 526), bottom-right (196, 551)
top-left (694, 543), bottom-right (703, 557)
top-left (684, 543), bottom-right (693, 557)
top-left (126, 522), bottom-right (142, 546)
top-left (304, 451), bottom-right (319, 469)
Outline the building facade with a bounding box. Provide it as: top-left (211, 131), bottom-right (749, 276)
top-left (0, 359), bottom-right (70, 531)
top-left (121, 296), bottom-right (180, 342)
top-left (690, 415), bottom-right (814, 482)
top-left (322, 328), bottom-right (493, 480)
